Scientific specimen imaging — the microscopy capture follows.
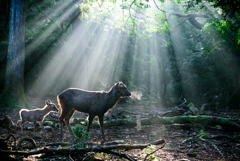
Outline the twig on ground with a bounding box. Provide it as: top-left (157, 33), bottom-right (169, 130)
top-left (144, 138), bottom-right (168, 161)
top-left (107, 150), bottom-right (136, 161)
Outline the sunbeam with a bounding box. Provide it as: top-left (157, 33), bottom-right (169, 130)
top-left (1, 0), bottom-right (240, 160)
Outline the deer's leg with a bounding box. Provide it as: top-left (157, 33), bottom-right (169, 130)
top-left (33, 121), bottom-right (37, 136)
top-left (21, 123), bottom-right (24, 134)
top-left (39, 121), bottom-right (45, 133)
top-left (98, 115), bottom-right (106, 142)
top-left (58, 106), bottom-right (72, 140)
top-left (20, 121), bottom-right (27, 134)
top-left (63, 108), bottom-right (75, 135)
top-left (17, 120), bottom-right (23, 134)
top-left (87, 114), bottom-right (95, 133)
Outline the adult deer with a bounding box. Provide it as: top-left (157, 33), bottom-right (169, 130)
top-left (58, 82), bottom-right (131, 142)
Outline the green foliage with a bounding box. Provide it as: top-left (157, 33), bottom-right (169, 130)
top-left (181, 0), bottom-right (240, 17)
top-left (71, 124), bottom-right (89, 147)
top-left (188, 102), bottom-right (194, 108)
top-left (26, 0), bottom-right (34, 4)
top-left (202, 18), bottom-right (240, 54)
top-left (196, 129), bottom-right (223, 155)
top-left (237, 28), bottom-right (240, 45)
top-left (0, 93), bottom-right (18, 109)
top-left (182, 137), bottom-right (193, 143)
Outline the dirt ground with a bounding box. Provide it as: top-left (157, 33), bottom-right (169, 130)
top-left (1, 97), bottom-right (240, 161)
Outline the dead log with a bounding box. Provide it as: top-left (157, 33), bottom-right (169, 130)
top-left (17, 137), bottom-right (37, 149)
top-left (140, 116), bottom-right (240, 132)
top-left (40, 115), bottom-right (240, 132)
top-left (0, 139), bottom-right (165, 160)
top-left (84, 116), bottom-right (240, 132)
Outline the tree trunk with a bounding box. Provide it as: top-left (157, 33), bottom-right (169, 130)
top-left (119, 23), bottom-right (136, 103)
top-left (166, 17), bottom-right (184, 104)
top-left (1, 0), bottom-right (27, 107)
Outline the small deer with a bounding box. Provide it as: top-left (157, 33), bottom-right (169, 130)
top-left (0, 115), bottom-right (17, 134)
top-left (17, 100), bottom-right (58, 136)
top-left (58, 82), bottom-right (131, 142)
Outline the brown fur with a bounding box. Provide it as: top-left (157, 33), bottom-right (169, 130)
top-left (17, 99), bottom-right (58, 136)
top-left (58, 82), bottom-right (131, 141)
top-left (0, 115), bottom-right (17, 134)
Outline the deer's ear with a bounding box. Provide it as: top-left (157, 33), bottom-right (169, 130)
top-left (115, 82), bottom-right (120, 89)
top-left (119, 82), bottom-right (124, 88)
top-left (45, 100), bottom-right (50, 105)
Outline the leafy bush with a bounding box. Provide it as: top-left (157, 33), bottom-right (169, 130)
top-left (71, 124), bottom-right (89, 147)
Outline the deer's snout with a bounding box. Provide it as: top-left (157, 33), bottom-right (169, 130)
top-left (53, 106), bottom-right (59, 112)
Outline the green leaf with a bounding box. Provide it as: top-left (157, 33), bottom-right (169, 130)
top-left (188, 102), bottom-right (194, 108)
top-left (144, 4), bottom-right (151, 8)
top-left (122, 5), bottom-right (128, 9)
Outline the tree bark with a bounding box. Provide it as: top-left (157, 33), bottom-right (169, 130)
top-left (226, 75), bottom-right (240, 108)
top-left (1, 0), bottom-right (27, 107)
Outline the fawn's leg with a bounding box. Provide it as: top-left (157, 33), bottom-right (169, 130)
top-left (33, 121), bottom-right (37, 136)
top-left (39, 121), bottom-right (45, 133)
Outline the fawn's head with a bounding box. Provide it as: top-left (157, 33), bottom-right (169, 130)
top-left (45, 100), bottom-right (59, 112)
top-left (115, 82), bottom-right (131, 98)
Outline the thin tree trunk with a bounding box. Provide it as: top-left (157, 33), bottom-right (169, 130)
top-left (1, 0), bottom-right (27, 107)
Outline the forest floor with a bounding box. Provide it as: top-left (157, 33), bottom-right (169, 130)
top-left (1, 97), bottom-right (240, 161)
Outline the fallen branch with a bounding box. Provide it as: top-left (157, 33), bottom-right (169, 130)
top-left (28, 115), bottom-right (240, 133)
top-left (72, 116), bottom-right (240, 132)
top-left (178, 98), bottom-right (187, 107)
top-left (196, 129), bottom-right (223, 156)
top-left (106, 150), bottom-right (136, 161)
top-left (17, 137), bottom-right (37, 149)
top-left (144, 138), bottom-right (168, 161)
top-left (0, 139), bottom-right (165, 158)
top-left (45, 142), bottom-right (73, 147)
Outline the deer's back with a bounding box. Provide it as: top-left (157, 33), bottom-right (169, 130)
top-left (58, 88), bottom-right (108, 114)
top-left (20, 109), bottom-right (46, 122)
